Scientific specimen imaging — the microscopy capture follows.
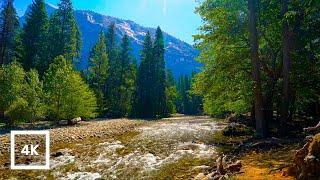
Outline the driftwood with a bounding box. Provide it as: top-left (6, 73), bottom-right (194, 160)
top-left (227, 160), bottom-right (242, 173)
top-left (303, 121), bottom-right (320, 133)
top-left (215, 155), bottom-right (242, 175)
top-left (195, 155), bottom-right (243, 179)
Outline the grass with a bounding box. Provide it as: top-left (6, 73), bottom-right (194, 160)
top-left (235, 144), bottom-right (299, 180)
top-left (208, 130), bottom-right (301, 180)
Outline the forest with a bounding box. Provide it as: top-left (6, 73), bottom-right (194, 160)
top-left (193, 0), bottom-right (320, 137)
top-left (0, 0), bottom-right (202, 126)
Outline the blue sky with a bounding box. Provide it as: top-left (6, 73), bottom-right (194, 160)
top-left (14, 0), bottom-right (202, 44)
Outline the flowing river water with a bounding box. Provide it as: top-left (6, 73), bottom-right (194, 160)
top-left (0, 116), bottom-right (226, 179)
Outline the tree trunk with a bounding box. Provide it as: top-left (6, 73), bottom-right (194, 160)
top-left (248, 0), bottom-right (267, 138)
top-left (280, 0), bottom-right (291, 136)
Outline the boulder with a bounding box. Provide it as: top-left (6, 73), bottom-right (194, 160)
top-left (290, 133), bottom-right (320, 179)
top-left (58, 120), bottom-right (68, 126)
top-left (68, 117), bottom-right (81, 125)
top-left (194, 173), bottom-right (207, 180)
top-left (222, 123), bottom-right (253, 136)
top-left (226, 115), bottom-right (237, 123)
top-left (225, 114), bottom-right (250, 125)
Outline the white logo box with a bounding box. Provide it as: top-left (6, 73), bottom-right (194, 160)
top-left (10, 130), bottom-right (50, 170)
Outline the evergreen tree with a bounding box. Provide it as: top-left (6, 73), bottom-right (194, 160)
top-left (104, 23), bottom-right (122, 117)
top-left (0, 0), bottom-right (19, 65)
top-left (21, 0), bottom-right (49, 75)
top-left (88, 32), bottom-right (109, 114)
top-left (135, 32), bottom-right (154, 118)
top-left (153, 27), bottom-right (168, 117)
top-left (135, 29), bottom-right (169, 118)
top-left (176, 74), bottom-right (202, 115)
top-left (118, 34), bottom-right (135, 116)
top-left (48, 0), bottom-right (81, 64)
top-left (166, 70), bottom-right (179, 114)
top-left (105, 22), bottom-right (117, 61)
top-left (44, 56), bottom-right (97, 122)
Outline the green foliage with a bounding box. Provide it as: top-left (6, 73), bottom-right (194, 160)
top-left (135, 32), bottom-right (153, 118)
top-left (166, 86), bottom-right (179, 114)
top-left (193, 0), bottom-right (254, 116)
top-left (135, 28), bottom-right (169, 118)
top-left (0, 0), bottom-right (19, 65)
top-left (48, 0), bottom-right (81, 63)
top-left (165, 70), bottom-right (178, 114)
top-left (153, 27), bottom-right (168, 117)
top-left (104, 23), bottom-right (121, 117)
top-left (0, 62), bottom-right (26, 125)
top-left (24, 70), bottom-right (46, 123)
top-left (0, 62), bottom-right (45, 125)
top-left (88, 32), bottom-right (109, 114)
top-left (177, 73), bottom-right (203, 115)
top-left (195, 0), bottom-right (320, 122)
top-left (103, 24), bottom-right (136, 118)
top-left (103, 25), bottom-right (118, 116)
top-left (21, 0), bottom-right (49, 75)
top-left (118, 34), bottom-right (136, 116)
top-left (44, 56), bottom-right (97, 120)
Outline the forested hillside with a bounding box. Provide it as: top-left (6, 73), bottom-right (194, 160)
top-left (20, 3), bottom-right (201, 78)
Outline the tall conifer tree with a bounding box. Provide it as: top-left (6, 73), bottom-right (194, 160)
top-left (22, 0), bottom-right (49, 75)
top-left (48, 0), bottom-right (81, 63)
top-left (104, 23), bottom-right (121, 117)
top-left (88, 32), bottom-right (109, 114)
top-left (153, 27), bottom-right (168, 117)
top-left (0, 0), bottom-right (19, 65)
top-left (135, 32), bottom-right (154, 118)
top-left (118, 34), bottom-right (135, 116)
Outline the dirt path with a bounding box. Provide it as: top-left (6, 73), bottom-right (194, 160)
top-left (0, 116), bottom-right (226, 179)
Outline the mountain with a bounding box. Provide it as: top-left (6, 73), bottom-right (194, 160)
top-left (20, 3), bottom-right (200, 78)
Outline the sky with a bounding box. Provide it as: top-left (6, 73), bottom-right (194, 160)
top-left (14, 0), bottom-right (203, 44)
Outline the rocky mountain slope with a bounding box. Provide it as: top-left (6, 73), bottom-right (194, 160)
top-left (20, 3), bottom-right (201, 78)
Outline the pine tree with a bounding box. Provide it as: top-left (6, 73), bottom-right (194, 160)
top-left (21, 0), bottom-right (49, 75)
top-left (88, 32), bottom-right (109, 114)
top-left (0, 0), bottom-right (19, 65)
top-left (153, 27), bottom-right (168, 117)
top-left (166, 70), bottom-right (179, 114)
top-left (118, 34), bottom-right (135, 116)
top-left (135, 32), bottom-right (154, 118)
top-left (104, 23), bottom-right (122, 117)
top-left (105, 22), bottom-right (117, 61)
top-left (176, 74), bottom-right (202, 115)
top-left (44, 56), bottom-right (97, 122)
top-left (48, 0), bottom-right (81, 64)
